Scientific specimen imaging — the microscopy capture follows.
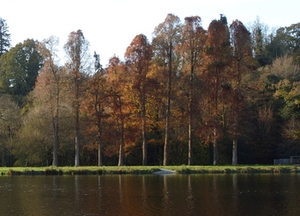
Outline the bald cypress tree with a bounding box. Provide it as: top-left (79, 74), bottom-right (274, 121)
top-left (64, 29), bottom-right (91, 166)
top-left (152, 14), bottom-right (182, 166)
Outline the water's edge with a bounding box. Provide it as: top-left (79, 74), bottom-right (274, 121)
top-left (1, 165), bottom-right (300, 176)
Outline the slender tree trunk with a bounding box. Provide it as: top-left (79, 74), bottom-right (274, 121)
top-left (213, 68), bottom-right (219, 165)
top-left (188, 122), bottom-right (193, 165)
top-left (163, 98), bottom-right (170, 166)
top-left (232, 90), bottom-right (239, 166)
top-left (188, 96), bottom-right (192, 165)
top-left (52, 83), bottom-right (59, 166)
top-left (95, 94), bottom-right (103, 166)
top-left (97, 120), bottom-right (102, 166)
top-left (232, 138), bottom-right (238, 165)
top-left (74, 136), bottom-right (80, 166)
top-left (188, 61), bottom-right (194, 165)
top-left (97, 113), bottom-right (103, 166)
top-left (1, 148), bottom-right (5, 167)
top-left (141, 91), bottom-right (147, 166)
top-left (213, 128), bottom-right (218, 165)
top-left (232, 62), bottom-right (241, 166)
top-left (118, 97), bottom-right (124, 166)
top-left (74, 77), bottom-right (80, 167)
top-left (232, 106), bottom-right (238, 165)
top-left (98, 137), bottom-right (102, 166)
top-left (163, 45), bottom-right (172, 166)
top-left (118, 121), bottom-right (124, 166)
top-left (52, 115), bottom-right (58, 166)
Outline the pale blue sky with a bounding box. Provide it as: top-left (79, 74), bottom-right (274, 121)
top-left (0, 0), bottom-right (299, 66)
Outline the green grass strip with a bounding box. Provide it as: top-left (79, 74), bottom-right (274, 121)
top-left (0, 165), bottom-right (299, 176)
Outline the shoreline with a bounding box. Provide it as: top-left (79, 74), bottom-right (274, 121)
top-left (0, 165), bottom-right (300, 176)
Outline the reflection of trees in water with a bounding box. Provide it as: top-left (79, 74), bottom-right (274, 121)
top-left (118, 175), bottom-right (123, 205)
top-left (45, 175), bottom-right (300, 215)
top-left (141, 175), bottom-right (149, 213)
top-left (74, 175), bottom-right (79, 204)
top-left (163, 175), bottom-right (170, 213)
top-left (211, 175), bottom-right (237, 215)
top-left (97, 175), bottom-right (102, 196)
top-left (52, 176), bottom-right (58, 199)
top-left (187, 175), bottom-right (195, 215)
top-left (118, 175), bottom-right (145, 215)
top-left (162, 175), bottom-right (198, 215)
top-left (232, 174), bottom-right (238, 213)
top-left (2, 175), bottom-right (300, 215)
top-left (212, 175), bottom-right (219, 210)
top-left (99, 175), bottom-right (124, 215)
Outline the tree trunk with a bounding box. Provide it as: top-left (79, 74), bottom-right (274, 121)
top-left (232, 62), bottom-right (241, 166)
top-left (52, 117), bottom-right (58, 166)
top-left (74, 101), bottom-right (80, 166)
top-left (97, 134), bottom-right (102, 166)
top-left (52, 86), bottom-right (59, 166)
top-left (232, 92), bottom-right (239, 166)
top-left (232, 138), bottom-right (238, 165)
top-left (96, 99), bottom-right (103, 166)
top-left (118, 97), bottom-right (125, 166)
top-left (74, 136), bottom-right (80, 166)
top-left (74, 77), bottom-right (80, 167)
top-left (141, 92), bottom-right (147, 166)
top-left (188, 62), bottom-right (194, 166)
top-left (118, 123), bottom-right (124, 166)
top-left (213, 128), bottom-right (218, 165)
top-left (163, 45), bottom-right (172, 166)
top-left (163, 105), bottom-right (170, 166)
top-left (1, 148), bottom-right (5, 167)
top-left (188, 121), bottom-right (193, 165)
top-left (188, 86), bottom-right (193, 165)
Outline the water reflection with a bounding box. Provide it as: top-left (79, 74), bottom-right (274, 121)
top-left (187, 175), bottom-right (194, 214)
top-left (232, 174), bottom-right (238, 213)
top-left (162, 175), bottom-right (170, 214)
top-left (141, 175), bottom-right (150, 214)
top-left (0, 174), bottom-right (300, 215)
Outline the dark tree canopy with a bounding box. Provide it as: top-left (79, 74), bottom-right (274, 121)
top-left (0, 39), bottom-right (43, 97)
top-left (0, 18), bottom-right (10, 57)
top-left (268, 23), bottom-right (300, 63)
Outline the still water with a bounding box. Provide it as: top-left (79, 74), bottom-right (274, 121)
top-left (0, 174), bottom-right (299, 215)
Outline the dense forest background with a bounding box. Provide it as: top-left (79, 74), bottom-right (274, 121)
top-left (0, 14), bottom-right (299, 166)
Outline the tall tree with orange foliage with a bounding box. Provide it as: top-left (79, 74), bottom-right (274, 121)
top-left (181, 16), bottom-right (207, 165)
top-left (64, 30), bottom-right (91, 166)
top-left (125, 34), bottom-right (152, 165)
top-left (106, 56), bottom-right (133, 166)
top-left (81, 52), bottom-right (109, 166)
top-left (229, 20), bottom-right (255, 165)
top-left (152, 14), bottom-right (182, 165)
top-left (37, 36), bottom-right (61, 166)
top-left (203, 15), bottom-right (231, 165)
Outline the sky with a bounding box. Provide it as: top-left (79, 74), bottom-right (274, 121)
top-left (0, 0), bottom-right (299, 67)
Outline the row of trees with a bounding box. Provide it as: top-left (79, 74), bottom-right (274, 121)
top-left (0, 14), bottom-right (300, 166)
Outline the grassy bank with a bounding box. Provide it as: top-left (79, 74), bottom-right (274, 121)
top-left (0, 165), bottom-right (300, 176)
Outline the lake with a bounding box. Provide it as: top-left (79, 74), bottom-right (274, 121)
top-left (0, 174), bottom-right (299, 215)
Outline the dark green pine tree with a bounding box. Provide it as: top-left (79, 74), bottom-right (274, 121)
top-left (0, 18), bottom-right (11, 57)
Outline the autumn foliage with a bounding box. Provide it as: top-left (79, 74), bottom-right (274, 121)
top-left (0, 14), bottom-right (300, 166)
